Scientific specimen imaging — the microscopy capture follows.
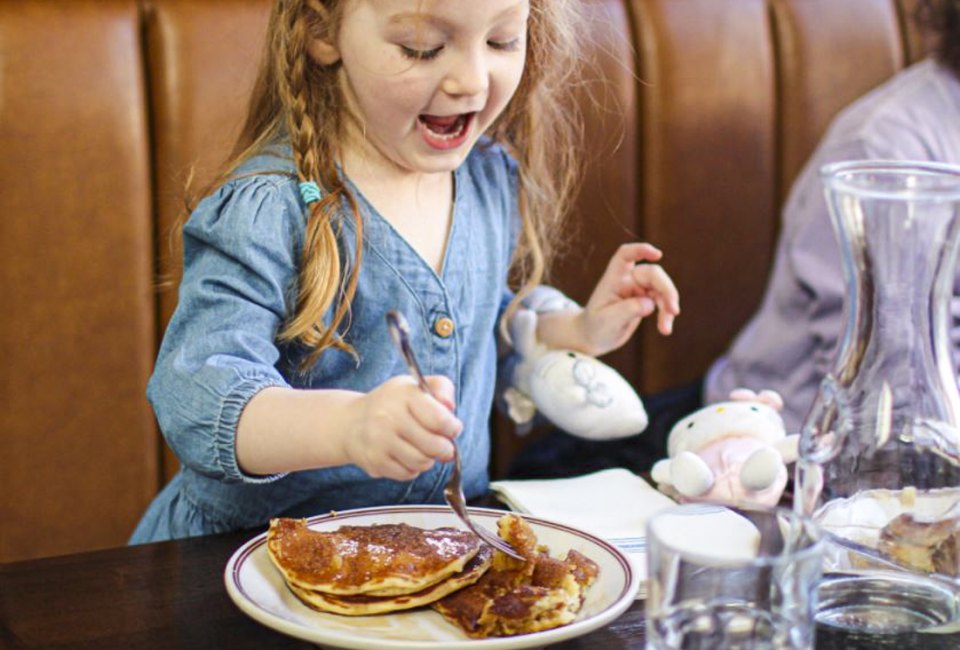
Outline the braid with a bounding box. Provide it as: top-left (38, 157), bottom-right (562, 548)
top-left (274, 0), bottom-right (364, 369)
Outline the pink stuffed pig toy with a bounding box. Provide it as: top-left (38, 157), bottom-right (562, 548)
top-left (650, 389), bottom-right (799, 506)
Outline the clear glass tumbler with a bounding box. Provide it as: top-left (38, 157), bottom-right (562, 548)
top-left (795, 160), bottom-right (960, 633)
top-left (645, 504), bottom-right (822, 650)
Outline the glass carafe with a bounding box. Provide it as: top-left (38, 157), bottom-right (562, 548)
top-left (794, 160), bottom-right (960, 634)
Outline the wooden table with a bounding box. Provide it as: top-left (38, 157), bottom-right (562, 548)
top-left (1, 528), bottom-right (958, 649)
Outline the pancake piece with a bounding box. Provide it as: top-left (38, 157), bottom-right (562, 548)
top-left (879, 514), bottom-right (960, 577)
top-left (288, 546), bottom-right (493, 615)
top-left (267, 518), bottom-right (481, 596)
top-left (432, 513), bottom-right (600, 638)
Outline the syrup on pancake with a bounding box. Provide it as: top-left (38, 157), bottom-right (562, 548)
top-left (267, 518), bottom-right (481, 596)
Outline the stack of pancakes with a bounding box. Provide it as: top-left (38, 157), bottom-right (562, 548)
top-left (267, 518), bottom-right (493, 615)
top-left (266, 513), bottom-right (600, 637)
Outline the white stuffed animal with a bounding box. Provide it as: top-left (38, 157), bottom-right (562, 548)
top-left (650, 389), bottom-right (799, 506)
top-left (502, 308), bottom-right (648, 440)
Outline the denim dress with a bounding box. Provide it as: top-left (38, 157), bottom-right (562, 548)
top-left (130, 142), bottom-right (531, 543)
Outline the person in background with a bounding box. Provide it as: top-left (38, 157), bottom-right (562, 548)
top-left (130, 0), bottom-right (679, 543)
top-left (704, 0), bottom-right (960, 432)
top-left (508, 0), bottom-right (960, 478)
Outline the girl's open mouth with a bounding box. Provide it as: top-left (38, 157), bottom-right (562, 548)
top-left (417, 112), bottom-right (474, 150)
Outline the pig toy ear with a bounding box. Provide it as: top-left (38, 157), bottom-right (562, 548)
top-left (729, 388), bottom-right (759, 402)
top-left (756, 390), bottom-right (784, 411)
top-left (728, 387), bottom-right (784, 411)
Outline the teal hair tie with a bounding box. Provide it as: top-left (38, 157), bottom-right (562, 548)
top-left (299, 181), bottom-right (321, 205)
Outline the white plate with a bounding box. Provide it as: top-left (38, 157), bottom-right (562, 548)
top-left (225, 505), bottom-right (640, 649)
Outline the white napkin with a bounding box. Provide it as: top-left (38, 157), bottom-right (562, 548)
top-left (489, 468), bottom-right (677, 598)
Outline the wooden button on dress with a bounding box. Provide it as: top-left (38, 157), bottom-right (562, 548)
top-left (434, 317), bottom-right (455, 338)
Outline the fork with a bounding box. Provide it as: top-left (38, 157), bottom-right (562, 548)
top-left (386, 310), bottom-right (525, 561)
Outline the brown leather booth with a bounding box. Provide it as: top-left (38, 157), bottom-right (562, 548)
top-left (0, 0), bottom-right (926, 562)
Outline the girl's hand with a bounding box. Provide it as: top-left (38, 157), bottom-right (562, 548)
top-left (344, 375), bottom-right (462, 481)
top-left (580, 242), bottom-right (680, 355)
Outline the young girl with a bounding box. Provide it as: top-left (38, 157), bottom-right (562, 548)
top-left (130, 0), bottom-right (680, 543)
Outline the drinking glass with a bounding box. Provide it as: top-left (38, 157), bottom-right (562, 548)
top-left (645, 504), bottom-right (822, 650)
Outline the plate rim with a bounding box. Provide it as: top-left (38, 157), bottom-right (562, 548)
top-left (224, 504), bottom-right (639, 649)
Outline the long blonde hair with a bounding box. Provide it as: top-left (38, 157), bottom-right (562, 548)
top-left (189, 0), bottom-right (583, 368)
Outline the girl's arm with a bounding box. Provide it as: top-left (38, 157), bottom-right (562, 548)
top-left (235, 375), bottom-right (461, 481)
top-left (535, 242), bottom-right (680, 356)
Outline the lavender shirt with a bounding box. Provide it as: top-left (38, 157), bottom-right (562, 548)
top-left (705, 59), bottom-right (960, 431)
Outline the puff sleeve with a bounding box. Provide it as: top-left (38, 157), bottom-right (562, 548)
top-left (146, 175), bottom-right (304, 483)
